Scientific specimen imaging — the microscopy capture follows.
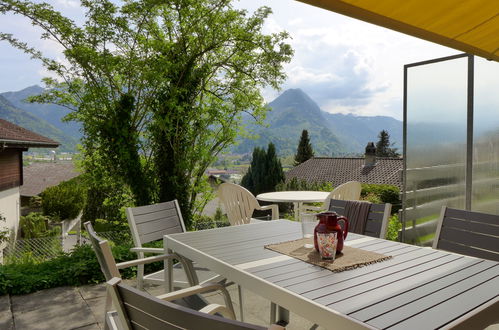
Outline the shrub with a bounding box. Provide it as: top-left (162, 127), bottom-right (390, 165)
top-left (40, 176), bottom-right (86, 220)
top-left (0, 213), bottom-right (10, 244)
top-left (19, 212), bottom-right (60, 239)
top-left (360, 184), bottom-right (400, 213)
top-left (0, 243), bottom-right (163, 295)
top-left (386, 214), bottom-right (402, 241)
top-left (276, 178), bottom-right (333, 192)
top-left (192, 208), bottom-right (230, 230)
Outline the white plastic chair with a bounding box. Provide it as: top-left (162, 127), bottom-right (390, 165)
top-left (218, 182), bottom-right (279, 225)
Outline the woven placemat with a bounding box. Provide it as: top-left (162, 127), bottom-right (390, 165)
top-left (265, 237), bottom-right (392, 273)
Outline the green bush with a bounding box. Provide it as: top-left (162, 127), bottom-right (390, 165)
top-left (0, 243), bottom-right (163, 295)
top-left (192, 208), bottom-right (230, 230)
top-left (19, 212), bottom-right (60, 239)
top-left (386, 214), bottom-right (402, 241)
top-left (276, 178), bottom-right (333, 192)
top-left (360, 184), bottom-right (400, 212)
top-left (40, 176), bottom-right (86, 220)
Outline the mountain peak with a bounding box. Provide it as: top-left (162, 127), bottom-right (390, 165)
top-left (1, 85), bottom-right (44, 103)
top-left (269, 88), bottom-right (322, 117)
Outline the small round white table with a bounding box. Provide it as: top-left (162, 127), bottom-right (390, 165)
top-left (256, 191), bottom-right (329, 221)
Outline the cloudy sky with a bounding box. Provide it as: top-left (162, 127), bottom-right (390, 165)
top-left (0, 0), bottom-right (459, 119)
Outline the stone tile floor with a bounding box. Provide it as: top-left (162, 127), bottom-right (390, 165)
top-left (0, 281), bottom-right (320, 330)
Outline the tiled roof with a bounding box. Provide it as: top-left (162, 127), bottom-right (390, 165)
top-left (0, 119), bottom-right (59, 148)
top-left (20, 161), bottom-right (79, 197)
top-left (286, 157), bottom-right (403, 189)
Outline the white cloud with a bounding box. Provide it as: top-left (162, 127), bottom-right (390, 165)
top-left (55, 0), bottom-right (80, 8)
top-left (236, 0), bottom-right (459, 119)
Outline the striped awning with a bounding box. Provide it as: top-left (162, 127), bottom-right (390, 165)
top-left (296, 0), bottom-right (499, 62)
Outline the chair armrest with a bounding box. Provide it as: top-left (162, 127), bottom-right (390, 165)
top-left (116, 253), bottom-right (176, 269)
top-left (156, 281), bottom-right (235, 318)
top-left (130, 247), bottom-right (164, 254)
top-left (257, 204), bottom-right (279, 220)
top-left (199, 303), bottom-right (236, 320)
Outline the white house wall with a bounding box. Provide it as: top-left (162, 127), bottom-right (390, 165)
top-left (0, 186), bottom-right (20, 240)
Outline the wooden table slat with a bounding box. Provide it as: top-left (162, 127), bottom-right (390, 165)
top-left (384, 273), bottom-right (499, 330)
top-left (348, 260), bottom-right (496, 320)
top-left (310, 254), bottom-right (463, 305)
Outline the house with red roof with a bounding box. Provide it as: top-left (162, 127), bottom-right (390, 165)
top-left (0, 119), bottom-right (59, 244)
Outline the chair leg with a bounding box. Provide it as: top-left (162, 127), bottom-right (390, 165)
top-left (103, 292), bottom-right (112, 330)
top-left (137, 263), bottom-right (144, 291)
top-left (238, 284), bottom-right (244, 322)
top-left (270, 302), bottom-right (289, 326)
top-left (270, 302), bottom-right (277, 324)
top-left (165, 257), bottom-right (173, 293)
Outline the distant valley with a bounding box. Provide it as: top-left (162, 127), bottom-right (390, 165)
top-left (0, 86), bottom-right (402, 156)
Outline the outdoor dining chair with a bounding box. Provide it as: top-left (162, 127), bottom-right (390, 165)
top-left (219, 182), bottom-right (279, 225)
top-left (433, 206), bottom-right (499, 262)
top-left (328, 198), bottom-right (392, 239)
top-left (84, 221), bottom-right (235, 328)
top-left (106, 277), bottom-right (285, 330)
top-left (126, 200), bottom-right (225, 292)
top-left (302, 181), bottom-right (362, 213)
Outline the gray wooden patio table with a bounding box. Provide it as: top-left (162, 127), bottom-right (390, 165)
top-left (164, 220), bottom-right (499, 330)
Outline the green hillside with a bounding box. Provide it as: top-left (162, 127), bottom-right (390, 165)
top-left (1, 85), bottom-right (82, 140)
top-left (0, 95), bottom-right (78, 152)
top-left (234, 89), bottom-right (345, 156)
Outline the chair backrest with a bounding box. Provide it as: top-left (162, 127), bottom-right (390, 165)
top-left (324, 181), bottom-right (362, 209)
top-left (433, 206), bottom-right (499, 261)
top-left (107, 277), bottom-right (266, 330)
top-left (328, 199), bottom-right (392, 239)
top-left (126, 200), bottom-right (186, 247)
top-left (84, 221), bottom-right (120, 281)
top-left (219, 183), bottom-right (260, 226)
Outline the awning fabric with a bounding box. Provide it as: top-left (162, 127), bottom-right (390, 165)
top-left (296, 0), bottom-right (499, 62)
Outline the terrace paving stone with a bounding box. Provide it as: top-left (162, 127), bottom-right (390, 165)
top-left (0, 295), bottom-right (13, 330)
top-left (78, 283), bottom-right (107, 300)
top-left (11, 286), bottom-right (99, 330)
top-left (85, 296), bottom-right (106, 327)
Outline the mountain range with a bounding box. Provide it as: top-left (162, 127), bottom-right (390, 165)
top-left (234, 88), bottom-right (402, 156)
top-left (0, 86), bottom-right (402, 156)
top-left (0, 93), bottom-right (78, 152)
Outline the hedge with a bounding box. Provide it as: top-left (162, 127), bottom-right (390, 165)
top-left (0, 243), bottom-right (162, 295)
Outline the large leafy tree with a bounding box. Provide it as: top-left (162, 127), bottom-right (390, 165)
top-left (375, 130), bottom-right (400, 157)
top-left (241, 143), bottom-right (284, 195)
top-left (0, 0), bottom-right (292, 228)
top-left (294, 129), bottom-right (314, 166)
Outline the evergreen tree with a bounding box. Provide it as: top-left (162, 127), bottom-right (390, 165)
top-left (375, 130), bottom-right (400, 157)
top-left (241, 143), bottom-right (284, 195)
top-left (294, 130), bottom-right (314, 166)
